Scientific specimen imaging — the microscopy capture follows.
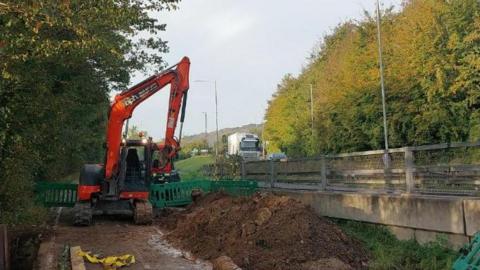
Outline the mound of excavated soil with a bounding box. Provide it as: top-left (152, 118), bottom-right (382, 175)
top-left (158, 192), bottom-right (369, 270)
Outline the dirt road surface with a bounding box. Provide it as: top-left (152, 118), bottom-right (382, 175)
top-left (38, 208), bottom-right (212, 270)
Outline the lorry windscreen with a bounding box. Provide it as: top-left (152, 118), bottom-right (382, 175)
top-left (240, 140), bottom-right (258, 151)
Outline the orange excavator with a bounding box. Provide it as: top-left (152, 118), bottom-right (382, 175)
top-left (74, 57), bottom-right (190, 225)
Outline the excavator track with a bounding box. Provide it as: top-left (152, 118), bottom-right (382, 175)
top-left (73, 202), bottom-right (93, 226)
top-left (134, 200), bottom-right (153, 225)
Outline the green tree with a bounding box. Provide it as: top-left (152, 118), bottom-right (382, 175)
top-left (178, 139), bottom-right (210, 159)
top-left (0, 0), bottom-right (179, 224)
top-left (127, 125), bottom-right (149, 139)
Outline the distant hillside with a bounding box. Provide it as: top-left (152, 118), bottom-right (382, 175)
top-left (182, 123), bottom-right (263, 146)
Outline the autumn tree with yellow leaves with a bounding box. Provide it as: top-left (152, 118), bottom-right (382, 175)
top-left (264, 0), bottom-right (480, 157)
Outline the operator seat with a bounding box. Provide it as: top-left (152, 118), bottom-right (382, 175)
top-left (125, 148), bottom-right (141, 179)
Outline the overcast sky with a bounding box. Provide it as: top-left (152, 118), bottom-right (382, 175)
top-left (126, 0), bottom-right (402, 140)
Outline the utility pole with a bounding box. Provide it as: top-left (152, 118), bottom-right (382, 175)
top-left (376, 0), bottom-right (391, 170)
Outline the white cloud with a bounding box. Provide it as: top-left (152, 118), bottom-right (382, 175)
top-left (205, 13), bottom-right (256, 45)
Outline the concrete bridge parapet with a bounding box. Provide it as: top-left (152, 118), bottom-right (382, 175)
top-left (274, 188), bottom-right (480, 248)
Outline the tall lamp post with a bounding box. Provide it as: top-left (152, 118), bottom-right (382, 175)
top-left (195, 80), bottom-right (220, 178)
top-left (194, 80), bottom-right (219, 157)
top-left (376, 0), bottom-right (389, 151)
top-left (376, 0), bottom-right (390, 168)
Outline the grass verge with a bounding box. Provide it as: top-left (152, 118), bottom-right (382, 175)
top-left (175, 155), bottom-right (214, 180)
top-left (335, 219), bottom-right (458, 270)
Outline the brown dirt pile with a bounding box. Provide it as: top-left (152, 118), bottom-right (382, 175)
top-left (158, 192), bottom-right (369, 270)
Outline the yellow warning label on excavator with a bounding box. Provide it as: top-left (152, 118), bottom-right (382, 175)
top-left (77, 249), bottom-right (135, 270)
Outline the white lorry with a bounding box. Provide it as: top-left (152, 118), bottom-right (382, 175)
top-left (227, 132), bottom-right (261, 161)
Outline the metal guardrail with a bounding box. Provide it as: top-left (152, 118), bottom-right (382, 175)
top-left (209, 141), bottom-right (480, 196)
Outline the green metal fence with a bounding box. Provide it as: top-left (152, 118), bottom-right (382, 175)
top-left (149, 180), bottom-right (211, 208)
top-left (35, 182), bottom-right (78, 207)
top-left (453, 232), bottom-right (480, 270)
top-left (149, 180), bottom-right (258, 208)
top-left (35, 180), bottom-right (258, 208)
top-left (211, 180), bottom-right (258, 196)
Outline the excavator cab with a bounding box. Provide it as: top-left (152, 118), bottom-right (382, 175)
top-left (120, 138), bottom-right (152, 192)
top-left (75, 138), bottom-right (156, 226)
top-left (125, 148), bottom-right (141, 179)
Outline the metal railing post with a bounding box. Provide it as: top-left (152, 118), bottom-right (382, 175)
top-left (404, 147), bottom-right (415, 193)
top-left (241, 160), bottom-right (246, 179)
top-left (270, 159), bottom-right (275, 188)
top-left (320, 156), bottom-right (327, 190)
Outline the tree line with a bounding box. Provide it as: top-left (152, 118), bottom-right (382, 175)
top-left (0, 0), bottom-right (178, 224)
top-left (264, 0), bottom-right (480, 157)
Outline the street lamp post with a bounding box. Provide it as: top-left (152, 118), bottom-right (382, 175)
top-left (376, 0), bottom-right (389, 153)
top-left (194, 80), bottom-right (220, 157)
top-left (376, 0), bottom-right (393, 189)
top-left (195, 79), bottom-right (220, 179)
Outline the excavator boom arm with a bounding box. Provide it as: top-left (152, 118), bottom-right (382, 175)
top-left (104, 57), bottom-right (190, 180)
